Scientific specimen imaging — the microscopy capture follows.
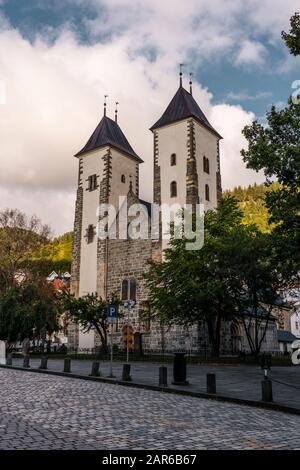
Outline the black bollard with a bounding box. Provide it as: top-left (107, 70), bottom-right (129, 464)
top-left (63, 358), bottom-right (71, 373)
top-left (23, 355), bottom-right (30, 368)
top-left (90, 361), bottom-right (101, 377)
top-left (6, 353), bottom-right (12, 366)
top-left (261, 378), bottom-right (273, 402)
top-left (172, 353), bottom-right (189, 385)
top-left (207, 373), bottom-right (216, 394)
top-left (39, 357), bottom-right (48, 370)
top-left (159, 366), bottom-right (168, 387)
top-left (122, 363), bottom-right (132, 382)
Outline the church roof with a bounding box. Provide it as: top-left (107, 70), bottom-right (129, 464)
top-left (150, 85), bottom-right (222, 139)
top-left (75, 115), bottom-right (143, 162)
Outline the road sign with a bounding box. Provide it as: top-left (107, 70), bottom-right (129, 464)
top-left (122, 325), bottom-right (134, 350)
top-left (107, 304), bottom-right (118, 324)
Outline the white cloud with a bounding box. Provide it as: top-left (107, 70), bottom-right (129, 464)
top-left (235, 40), bottom-right (267, 66)
top-left (2, 0), bottom-right (297, 233)
top-left (211, 104), bottom-right (265, 188)
top-left (226, 90), bottom-right (272, 101)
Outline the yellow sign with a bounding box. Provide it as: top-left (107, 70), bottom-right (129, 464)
top-left (122, 325), bottom-right (134, 350)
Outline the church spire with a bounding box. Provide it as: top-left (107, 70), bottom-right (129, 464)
top-left (104, 94), bottom-right (108, 116)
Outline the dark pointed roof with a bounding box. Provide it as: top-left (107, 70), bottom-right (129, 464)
top-left (75, 115), bottom-right (143, 162)
top-left (150, 85), bottom-right (222, 139)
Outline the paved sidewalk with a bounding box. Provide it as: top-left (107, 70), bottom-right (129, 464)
top-left (0, 369), bottom-right (299, 450)
top-left (10, 358), bottom-right (300, 410)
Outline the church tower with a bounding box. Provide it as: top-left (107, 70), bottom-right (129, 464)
top-left (71, 101), bottom-right (143, 349)
top-left (150, 73), bottom-right (222, 257)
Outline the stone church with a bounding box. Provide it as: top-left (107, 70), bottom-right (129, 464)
top-left (69, 74), bottom-right (279, 355)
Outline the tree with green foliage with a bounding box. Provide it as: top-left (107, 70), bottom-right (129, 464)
top-left (230, 230), bottom-right (280, 358)
top-left (242, 13), bottom-right (300, 278)
top-left (0, 209), bottom-right (51, 293)
top-left (0, 279), bottom-right (60, 352)
top-left (144, 198), bottom-right (244, 356)
top-left (60, 291), bottom-right (120, 353)
top-left (282, 12), bottom-right (300, 55)
top-left (30, 231), bottom-right (73, 276)
top-left (144, 197), bottom-right (282, 357)
top-left (241, 97), bottom-right (300, 277)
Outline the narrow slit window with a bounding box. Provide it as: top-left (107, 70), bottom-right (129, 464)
top-left (170, 153), bottom-right (176, 166)
top-left (87, 224), bottom-right (95, 244)
top-left (205, 184), bottom-right (210, 201)
top-left (121, 279), bottom-right (128, 301)
top-left (170, 181), bottom-right (177, 198)
top-left (129, 278), bottom-right (137, 301)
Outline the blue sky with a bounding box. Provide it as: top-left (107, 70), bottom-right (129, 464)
top-left (0, 0), bottom-right (299, 234)
top-left (2, 0), bottom-right (298, 118)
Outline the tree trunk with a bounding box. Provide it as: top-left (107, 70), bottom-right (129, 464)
top-left (22, 338), bottom-right (30, 356)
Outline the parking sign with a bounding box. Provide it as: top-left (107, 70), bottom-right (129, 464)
top-left (107, 304), bottom-right (118, 323)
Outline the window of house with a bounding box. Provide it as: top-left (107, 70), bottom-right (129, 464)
top-left (170, 181), bottom-right (177, 198)
top-left (171, 153), bottom-right (176, 166)
top-left (121, 279), bottom-right (128, 301)
top-left (121, 174), bottom-right (126, 183)
top-left (87, 174), bottom-right (98, 191)
top-left (205, 184), bottom-right (210, 201)
top-left (129, 278), bottom-right (137, 301)
top-left (87, 224), bottom-right (95, 244)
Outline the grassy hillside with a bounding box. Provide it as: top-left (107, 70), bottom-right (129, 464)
top-left (225, 183), bottom-right (279, 233)
top-left (30, 231), bottom-right (73, 275)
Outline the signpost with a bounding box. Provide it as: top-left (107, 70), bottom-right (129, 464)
top-left (123, 300), bottom-right (136, 362)
top-left (106, 304), bottom-right (118, 378)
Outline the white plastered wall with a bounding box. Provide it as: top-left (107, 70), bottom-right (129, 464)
top-left (78, 147), bottom-right (107, 349)
top-left (194, 121), bottom-right (219, 210)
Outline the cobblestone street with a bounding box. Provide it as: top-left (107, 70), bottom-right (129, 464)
top-left (10, 358), bottom-right (300, 410)
top-left (0, 369), bottom-right (299, 450)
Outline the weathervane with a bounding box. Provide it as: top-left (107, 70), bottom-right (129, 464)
top-left (189, 72), bottom-right (193, 95)
top-left (179, 63), bottom-right (185, 86)
top-left (104, 94), bottom-right (108, 116)
top-left (115, 101), bottom-right (119, 123)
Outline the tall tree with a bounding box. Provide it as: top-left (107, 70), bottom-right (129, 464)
top-left (0, 209), bottom-right (51, 292)
top-left (144, 198), bottom-right (251, 357)
top-left (241, 97), bottom-right (300, 277)
top-left (231, 230), bottom-right (280, 358)
top-left (242, 13), bottom-right (300, 278)
top-left (0, 279), bottom-right (60, 352)
top-left (282, 12), bottom-right (300, 56)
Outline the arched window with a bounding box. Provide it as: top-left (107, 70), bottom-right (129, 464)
top-left (170, 181), bottom-right (177, 198)
top-left (129, 278), bottom-right (137, 301)
top-left (121, 279), bottom-right (128, 301)
top-left (205, 184), bottom-right (210, 201)
top-left (170, 153), bottom-right (176, 166)
top-left (87, 224), bottom-right (95, 244)
top-left (121, 174), bottom-right (126, 183)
